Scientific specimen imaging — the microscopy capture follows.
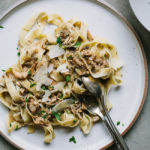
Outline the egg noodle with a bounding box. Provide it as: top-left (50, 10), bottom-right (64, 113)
top-left (0, 12), bottom-right (122, 143)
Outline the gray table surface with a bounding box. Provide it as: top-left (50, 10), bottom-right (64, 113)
top-left (0, 0), bottom-right (150, 150)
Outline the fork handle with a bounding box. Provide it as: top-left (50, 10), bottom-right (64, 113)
top-left (102, 117), bottom-right (124, 150)
top-left (97, 90), bottom-right (129, 150)
top-left (101, 114), bottom-right (129, 150)
top-left (105, 111), bottom-right (129, 150)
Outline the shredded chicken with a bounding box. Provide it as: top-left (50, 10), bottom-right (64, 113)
top-left (67, 53), bottom-right (89, 76)
top-left (33, 117), bottom-right (48, 125)
top-left (75, 68), bottom-right (88, 76)
top-left (86, 56), bottom-right (109, 72)
top-left (12, 70), bottom-right (28, 79)
top-left (29, 99), bottom-right (39, 114)
top-left (58, 24), bottom-right (77, 46)
top-left (73, 57), bottom-right (84, 66)
top-left (82, 50), bottom-right (92, 57)
top-left (45, 96), bottom-right (57, 106)
top-left (94, 58), bottom-right (109, 68)
top-left (59, 28), bottom-right (74, 46)
top-left (71, 103), bottom-right (82, 115)
top-left (60, 29), bottom-right (70, 42)
top-left (20, 88), bottom-right (26, 95)
top-left (30, 63), bottom-right (37, 76)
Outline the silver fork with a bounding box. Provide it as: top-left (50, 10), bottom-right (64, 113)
top-left (80, 77), bottom-right (129, 150)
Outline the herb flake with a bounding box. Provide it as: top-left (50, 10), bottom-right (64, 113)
top-left (9, 123), bottom-right (12, 127)
top-left (59, 93), bottom-right (63, 99)
top-left (74, 41), bottom-right (81, 47)
top-left (68, 55), bottom-right (73, 59)
top-left (0, 26), bottom-right (4, 28)
top-left (25, 97), bottom-right (29, 102)
top-left (2, 69), bottom-right (5, 72)
top-left (65, 75), bottom-right (71, 82)
top-left (42, 114), bottom-right (48, 120)
top-left (28, 71), bottom-right (31, 76)
top-left (69, 136), bottom-right (76, 144)
top-left (52, 111), bottom-right (61, 121)
top-left (41, 85), bottom-right (48, 90)
top-left (117, 121), bottom-right (120, 126)
top-left (30, 83), bottom-right (36, 88)
top-left (15, 125), bottom-right (19, 130)
top-left (17, 52), bottom-right (20, 57)
top-left (73, 120), bottom-right (77, 123)
top-left (56, 37), bottom-right (62, 47)
top-left (39, 110), bottom-right (46, 114)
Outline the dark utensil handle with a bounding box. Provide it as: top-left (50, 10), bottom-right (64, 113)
top-left (97, 96), bottom-right (129, 150)
top-left (104, 111), bottom-right (129, 150)
top-left (102, 116), bottom-right (124, 150)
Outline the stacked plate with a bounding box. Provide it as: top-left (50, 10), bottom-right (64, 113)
top-left (129, 0), bottom-right (150, 31)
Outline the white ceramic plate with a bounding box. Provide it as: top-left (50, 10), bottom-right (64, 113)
top-left (129, 0), bottom-right (150, 31)
top-left (0, 0), bottom-right (148, 150)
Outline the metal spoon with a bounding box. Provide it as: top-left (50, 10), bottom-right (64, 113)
top-left (81, 76), bottom-right (129, 150)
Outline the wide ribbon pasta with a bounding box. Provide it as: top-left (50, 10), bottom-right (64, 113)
top-left (0, 12), bottom-right (122, 144)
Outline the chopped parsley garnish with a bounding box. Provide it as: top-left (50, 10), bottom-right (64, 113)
top-left (52, 111), bottom-right (61, 121)
top-left (0, 26), bottom-right (4, 28)
top-left (25, 97), bottom-right (29, 102)
top-left (73, 120), bottom-right (77, 123)
top-left (56, 37), bottom-right (62, 47)
top-left (17, 52), bottom-right (20, 57)
top-left (42, 114), bottom-right (48, 120)
top-left (117, 121), bottom-right (120, 126)
top-left (30, 83), bottom-right (36, 88)
top-left (50, 86), bottom-right (54, 90)
top-left (69, 136), bottom-right (76, 144)
top-left (2, 69), bottom-right (5, 72)
top-left (28, 71), bottom-right (31, 76)
top-left (9, 123), bottom-right (12, 127)
top-left (59, 93), bottom-right (63, 99)
top-left (15, 125), bottom-right (19, 130)
top-left (39, 110), bottom-right (46, 114)
top-left (16, 47), bottom-right (18, 50)
top-left (68, 55), bottom-right (73, 59)
top-left (65, 75), bottom-right (71, 82)
top-left (41, 85), bottom-right (48, 90)
top-left (74, 41), bottom-right (81, 47)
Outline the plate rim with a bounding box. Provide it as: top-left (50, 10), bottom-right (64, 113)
top-left (0, 0), bottom-right (148, 150)
top-left (129, 0), bottom-right (150, 32)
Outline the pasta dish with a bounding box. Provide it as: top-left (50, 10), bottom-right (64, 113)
top-left (0, 12), bottom-right (122, 143)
